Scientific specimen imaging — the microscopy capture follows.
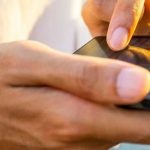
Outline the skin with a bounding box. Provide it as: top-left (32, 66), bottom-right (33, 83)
top-left (0, 41), bottom-right (150, 150)
top-left (82, 0), bottom-right (150, 50)
top-left (0, 1), bottom-right (150, 149)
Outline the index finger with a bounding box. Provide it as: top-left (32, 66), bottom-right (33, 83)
top-left (107, 0), bottom-right (145, 51)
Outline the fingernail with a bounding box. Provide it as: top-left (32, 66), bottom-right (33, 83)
top-left (117, 68), bottom-right (150, 100)
top-left (109, 27), bottom-right (128, 51)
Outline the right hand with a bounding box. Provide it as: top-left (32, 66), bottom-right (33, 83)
top-left (0, 41), bottom-right (150, 150)
top-left (82, 0), bottom-right (150, 50)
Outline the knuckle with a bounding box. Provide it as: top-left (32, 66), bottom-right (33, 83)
top-left (54, 126), bottom-right (85, 142)
top-left (91, 0), bottom-right (106, 15)
top-left (90, 0), bottom-right (113, 21)
top-left (39, 109), bottom-right (89, 143)
top-left (40, 118), bottom-right (87, 143)
top-left (0, 41), bottom-right (36, 71)
top-left (93, 0), bottom-right (106, 7)
top-left (0, 41), bottom-right (31, 81)
top-left (77, 63), bottom-right (100, 99)
top-left (0, 40), bottom-right (50, 84)
top-left (0, 41), bottom-right (27, 67)
top-left (52, 119), bottom-right (90, 143)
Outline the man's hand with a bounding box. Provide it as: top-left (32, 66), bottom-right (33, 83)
top-left (82, 0), bottom-right (150, 50)
top-left (0, 41), bottom-right (150, 150)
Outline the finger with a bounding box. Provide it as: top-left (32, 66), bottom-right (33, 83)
top-left (82, 0), bottom-right (109, 37)
top-left (82, 11), bottom-right (109, 37)
top-left (1, 86), bottom-right (114, 149)
top-left (80, 103), bottom-right (150, 144)
top-left (136, 0), bottom-right (150, 35)
top-left (107, 0), bottom-right (145, 50)
top-left (4, 87), bottom-right (150, 145)
top-left (2, 41), bottom-right (150, 105)
top-left (82, 0), bottom-right (113, 36)
top-left (0, 86), bottom-right (95, 148)
top-left (145, 0), bottom-right (150, 12)
top-left (82, 0), bottom-right (117, 22)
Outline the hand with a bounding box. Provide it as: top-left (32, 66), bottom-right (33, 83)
top-left (0, 41), bottom-right (150, 150)
top-left (82, 0), bottom-right (150, 50)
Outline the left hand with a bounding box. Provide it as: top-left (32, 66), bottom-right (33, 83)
top-left (82, 0), bottom-right (150, 50)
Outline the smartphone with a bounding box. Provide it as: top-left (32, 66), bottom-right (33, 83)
top-left (74, 36), bottom-right (150, 110)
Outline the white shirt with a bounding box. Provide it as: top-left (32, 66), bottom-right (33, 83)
top-left (0, 0), bottom-right (91, 53)
top-left (30, 0), bottom-right (91, 53)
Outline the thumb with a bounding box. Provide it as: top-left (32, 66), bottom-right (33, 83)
top-left (107, 0), bottom-right (145, 51)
